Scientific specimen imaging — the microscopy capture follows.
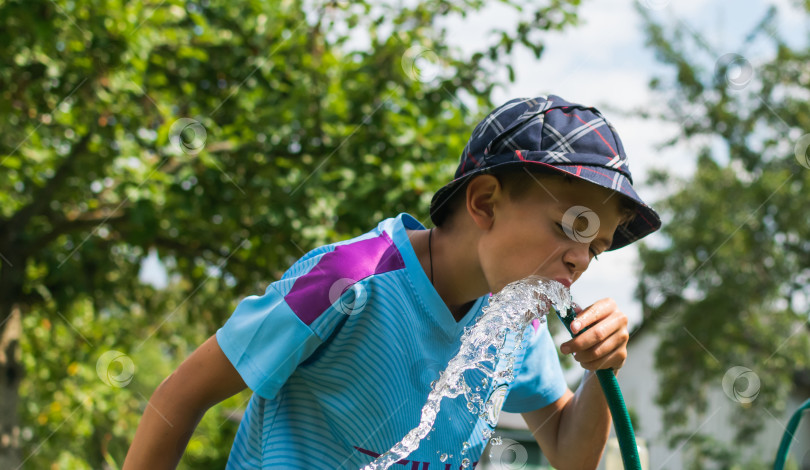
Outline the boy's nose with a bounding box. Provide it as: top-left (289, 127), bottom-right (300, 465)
top-left (562, 244), bottom-right (591, 276)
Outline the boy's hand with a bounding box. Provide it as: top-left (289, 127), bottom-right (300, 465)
top-left (558, 298), bottom-right (629, 371)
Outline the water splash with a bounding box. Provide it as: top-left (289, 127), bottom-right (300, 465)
top-left (361, 276), bottom-right (571, 469)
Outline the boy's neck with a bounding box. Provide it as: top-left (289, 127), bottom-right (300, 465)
top-left (448, 300), bottom-right (478, 322)
top-left (407, 225), bottom-right (488, 322)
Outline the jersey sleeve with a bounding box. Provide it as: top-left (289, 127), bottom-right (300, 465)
top-left (215, 246), bottom-right (341, 400)
top-left (215, 283), bottom-right (316, 400)
top-left (216, 230), bottom-right (406, 401)
top-left (502, 320), bottom-right (568, 413)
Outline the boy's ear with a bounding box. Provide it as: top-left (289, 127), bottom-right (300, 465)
top-left (466, 174), bottom-right (502, 230)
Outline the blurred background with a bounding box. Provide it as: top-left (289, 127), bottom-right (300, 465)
top-left (1, 0), bottom-right (809, 468)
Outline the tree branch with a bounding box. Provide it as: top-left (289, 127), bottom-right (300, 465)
top-left (24, 213), bottom-right (128, 257)
top-left (6, 133), bottom-right (92, 236)
top-left (153, 236), bottom-right (227, 259)
top-left (152, 236), bottom-right (266, 277)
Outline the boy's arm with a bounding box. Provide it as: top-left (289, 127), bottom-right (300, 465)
top-left (522, 372), bottom-right (611, 469)
top-left (521, 298), bottom-right (629, 469)
top-left (123, 334), bottom-right (246, 470)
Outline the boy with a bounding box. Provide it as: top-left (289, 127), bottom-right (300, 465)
top-left (124, 95), bottom-right (661, 469)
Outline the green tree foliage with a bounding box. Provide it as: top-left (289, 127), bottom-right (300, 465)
top-left (636, 4), bottom-right (810, 467)
top-left (0, 0), bottom-right (583, 466)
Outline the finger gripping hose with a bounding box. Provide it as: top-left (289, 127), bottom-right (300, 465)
top-left (555, 306), bottom-right (643, 470)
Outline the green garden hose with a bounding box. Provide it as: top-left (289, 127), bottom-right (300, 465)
top-left (773, 397), bottom-right (810, 470)
top-left (555, 306), bottom-right (642, 470)
top-left (553, 303), bottom-right (808, 470)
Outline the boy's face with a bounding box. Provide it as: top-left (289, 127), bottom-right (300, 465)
top-left (477, 175), bottom-right (624, 294)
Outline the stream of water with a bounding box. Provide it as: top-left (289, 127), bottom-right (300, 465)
top-left (362, 276), bottom-right (572, 470)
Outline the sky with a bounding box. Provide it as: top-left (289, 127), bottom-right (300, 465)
top-left (438, 0), bottom-right (808, 330)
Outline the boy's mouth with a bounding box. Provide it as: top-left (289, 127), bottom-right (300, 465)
top-left (554, 278), bottom-right (572, 288)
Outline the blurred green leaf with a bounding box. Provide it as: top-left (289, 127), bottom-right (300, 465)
top-left (636, 3), bottom-right (810, 467)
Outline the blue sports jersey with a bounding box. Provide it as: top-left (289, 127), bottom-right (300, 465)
top-left (216, 213), bottom-right (567, 469)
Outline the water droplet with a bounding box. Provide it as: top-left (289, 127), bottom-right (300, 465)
top-left (440, 453), bottom-right (448, 462)
top-left (491, 436), bottom-right (503, 446)
top-left (461, 458), bottom-right (470, 468)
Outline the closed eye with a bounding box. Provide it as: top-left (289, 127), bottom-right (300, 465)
top-left (558, 222), bottom-right (600, 261)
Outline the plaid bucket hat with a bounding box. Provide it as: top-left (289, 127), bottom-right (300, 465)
top-left (429, 95), bottom-right (661, 250)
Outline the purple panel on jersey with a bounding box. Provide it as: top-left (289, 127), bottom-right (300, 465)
top-left (285, 232), bottom-right (406, 325)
